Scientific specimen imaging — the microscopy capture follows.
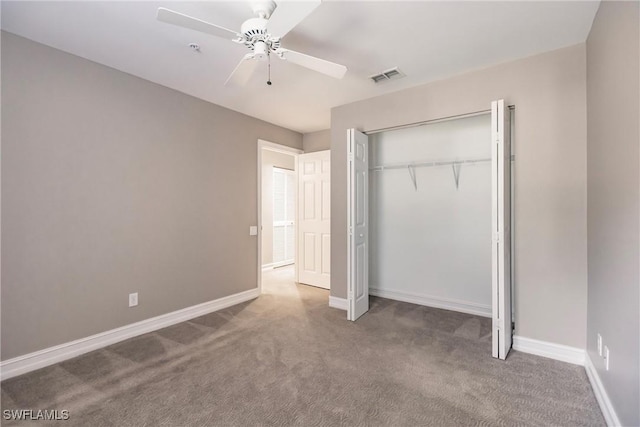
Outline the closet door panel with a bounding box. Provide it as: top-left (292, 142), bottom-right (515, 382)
top-left (348, 129), bottom-right (369, 321)
top-left (492, 99), bottom-right (512, 360)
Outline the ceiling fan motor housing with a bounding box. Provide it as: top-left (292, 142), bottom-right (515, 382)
top-left (239, 17), bottom-right (281, 60)
top-left (241, 17), bottom-right (268, 38)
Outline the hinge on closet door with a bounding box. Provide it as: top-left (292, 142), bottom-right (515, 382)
top-left (348, 153), bottom-right (354, 162)
top-left (492, 232), bottom-right (500, 243)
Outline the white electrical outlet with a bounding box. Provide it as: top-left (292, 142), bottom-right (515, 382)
top-left (604, 345), bottom-right (610, 371)
top-left (129, 292), bottom-right (138, 307)
top-left (597, 333), bottom-right (603, 356)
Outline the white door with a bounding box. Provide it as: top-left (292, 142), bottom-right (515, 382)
top-left (347, 129), bottom-right (369, 321)
top-left (491, 99), bottom-right (512, 360)
top-left (298, 150), bottom-right (331, 289)
top-left (272, 168), bottom-right (296, 267)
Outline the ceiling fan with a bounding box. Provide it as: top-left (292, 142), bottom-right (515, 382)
top-left (157, 1), bottom-right (348, 86)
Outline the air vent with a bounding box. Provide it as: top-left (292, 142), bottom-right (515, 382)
top-left (369, 67), bottom-right (405, 83)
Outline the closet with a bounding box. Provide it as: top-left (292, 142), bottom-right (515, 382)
top-left (347, 100), bottom-right (512, 359)
top-left (369, 113), bottom-right (492, 316)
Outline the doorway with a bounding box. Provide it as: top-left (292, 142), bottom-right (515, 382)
top-left (258, 140), bottom-right (301, 293)
top-left (257, 141), bottom-right (332, 294)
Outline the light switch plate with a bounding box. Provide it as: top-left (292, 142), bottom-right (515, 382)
top-left (249, 226), bottom-right (258, 236)
top-left (129, 293), bottom-right (138, 307)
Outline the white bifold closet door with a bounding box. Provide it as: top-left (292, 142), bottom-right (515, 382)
top-left (491, 99), bottom-right (512, 360)
top-left (347, 129), bottom-right (369, 321)
top-left (272, 168), bottom-right (296, 267)
top-left (298, 151), bottom-right (331, 289)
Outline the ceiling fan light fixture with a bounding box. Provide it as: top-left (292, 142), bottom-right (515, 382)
top-left (253, 41), bottom-right (268, 60)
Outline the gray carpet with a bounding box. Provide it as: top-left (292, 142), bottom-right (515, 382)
top-left (1, 266), bottom-right (604, 426)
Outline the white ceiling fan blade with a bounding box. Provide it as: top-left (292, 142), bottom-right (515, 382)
top-left (267, 0), bottom-right (321, 38)
top-left (278, 49), bottom-right (347, 79)
top-left (157, 7), bottom-right (239, 40)
top-left (225, 54), bottom-right (259, 87)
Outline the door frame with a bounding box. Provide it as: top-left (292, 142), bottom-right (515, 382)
top-left (257, 140), bottom-right (303, 294)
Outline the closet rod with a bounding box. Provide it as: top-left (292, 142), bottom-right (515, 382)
top-left (364, 105), bottom-right (515, 135)
top-left (370, 155), bottom-right (515, 172)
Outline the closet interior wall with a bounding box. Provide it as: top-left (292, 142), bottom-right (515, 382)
top-left (369, 113), bottom-right (493, 316)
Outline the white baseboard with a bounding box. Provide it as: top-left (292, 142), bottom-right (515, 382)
top-left (263, 261), bottom-right (294, 271)
top-left (0, 288), bottom-right (260, 381)
top-left (585, 354), bottom-right (621, 427)
top-left (329, 296), bottom-right (348, 311)
top-left (512, 336), bottom-right (585, 366)
top-left (369, 287), bottom-right (491, 318)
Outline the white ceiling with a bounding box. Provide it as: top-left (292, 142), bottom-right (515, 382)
top-left (1, 1), bottom-right (599, 133)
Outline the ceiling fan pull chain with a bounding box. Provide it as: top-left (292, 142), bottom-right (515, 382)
top-left (267, 53), bottom-right (272, 86)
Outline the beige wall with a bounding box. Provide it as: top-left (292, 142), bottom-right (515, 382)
top-left (586, 2), bottom-right (640, 425)
top-left (1, 33), bottom-right (302, 360)
top-left (261, 150), bottom-right (295, 267)
top-left (331, 44), bottom-right (588, 348)
top-left (303, 130), bottom-right (331, 153)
